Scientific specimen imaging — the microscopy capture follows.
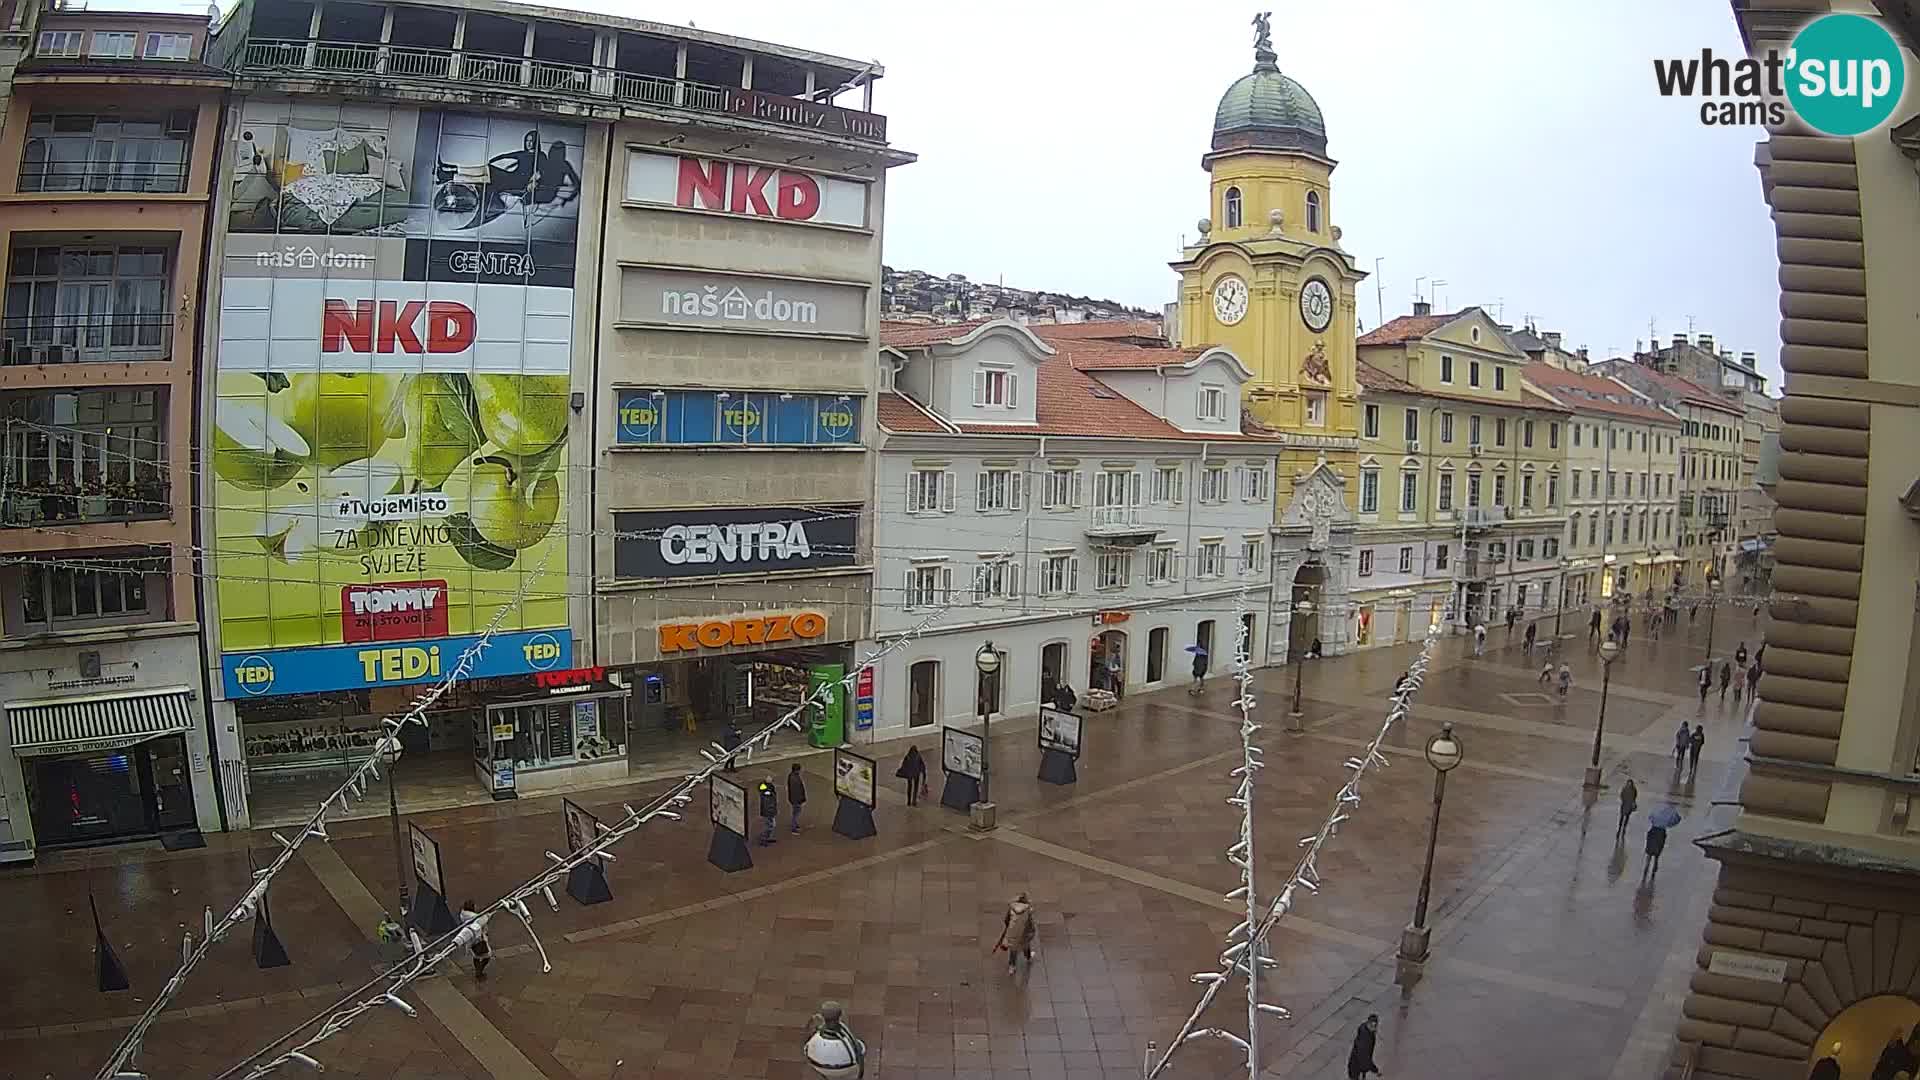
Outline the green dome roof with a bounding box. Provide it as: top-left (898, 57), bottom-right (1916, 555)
top-left (1212, 52), bottom-right (1327, 156)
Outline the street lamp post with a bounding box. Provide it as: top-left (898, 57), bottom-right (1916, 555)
top-left (1583, 640), bottom-right (1621, 790)
top-left (383, 741), bottom-right (409, 919)
top-left (1288, 599), bottom-right (1316, 727)
top-left (971, 641), bottom-right (1000, 831)
top-left (1397, 721), bottom-right (1463, 978)
top-left (1702, 570), bottom-right (1721, 665)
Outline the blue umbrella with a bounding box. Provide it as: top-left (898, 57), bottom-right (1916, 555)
top-left (1184, 645), bottom-right (1208, 656)
top-left (1648, 804), bottom-right (1682, 829)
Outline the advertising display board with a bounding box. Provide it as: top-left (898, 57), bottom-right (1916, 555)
top-left (612, 505), bottom-right (858, 580)
top-left (708, 775), bottom-right (748, 837)
top-left (832, 748), bottom-right (876, 807)
top-left (212, 100), bottom-right (579, 679)
top-left (941, 726), bottom-right (983, 780)
top-left (613, 389), bottom-right (860, 447)
top-left (1038, 706), bottom-right (1084, 758)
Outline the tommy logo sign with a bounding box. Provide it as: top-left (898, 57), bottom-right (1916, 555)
top-left (624, 151), bottom-right (868, 229)
top-left (657, 611), bottom-right (828, 654)
top-left (341, 580), bottom-right (450, 643)
top-left (322, 299), bottom-right (476, 354)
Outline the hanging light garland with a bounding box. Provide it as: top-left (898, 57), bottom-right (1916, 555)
top-left (1144, 613), bottom-right (1444, 1079)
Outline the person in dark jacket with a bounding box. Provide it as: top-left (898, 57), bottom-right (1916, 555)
top-left (1643, 822), bottom-right (1668, 880)
top-left (1871, 1029), bottom-right (1918, 1080)
top-left (755, 777), bottom-right (779, 845)
top-left (787, 763), bottom-right (807, 834)
top-left (896, 745), bottom-right (927, 806)
top-left (722, 721), bottom-right (743, 772)
top-left (1688, 724), bottom-right (1706, 779)
top-left (1523, 621), bottom-right (1537, 653)
top-left (1734, 642), bottom-right (1749, 667)
top-left (1617, 775), bottom-right (1639, 839)
top-left (1589, 607), bottom-right (1603, 642)
top-left (1698, 666), bottom-right (1712, 707)
top-left (1052, 682), bottom-right (1078, 712)
top-left (1188, 648), bottom-right (1209, 695)
top-left (1347, 1013), bottom-right (1381, 1079)
top-left (1719, 660), bottom-right (1733, 700)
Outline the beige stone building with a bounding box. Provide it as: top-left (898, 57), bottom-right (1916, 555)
top-left (1669, 3), bottom-right (1920, 1078)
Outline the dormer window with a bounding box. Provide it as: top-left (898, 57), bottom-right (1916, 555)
top-left (973, 366), bottom-right (1018, 409)
top-left (1198, 383), bottom-right (1227, 421)
top-left (1224, 186), bottom-right (1243, 229)
top-left (1305, 191), bottom-right (1322, 233)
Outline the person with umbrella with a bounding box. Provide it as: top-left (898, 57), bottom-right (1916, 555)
top-left (1644, 804), bottom-right (1681, 880)
top-left (1187, 643), bottom-right (1209, 696)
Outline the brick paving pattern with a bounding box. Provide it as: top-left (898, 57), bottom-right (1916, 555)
top-left (0, 614), bottom-right (1762, 1079)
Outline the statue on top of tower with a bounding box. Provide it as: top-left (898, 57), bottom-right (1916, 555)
top-left (1251, 11), bottom-right (1274, 53)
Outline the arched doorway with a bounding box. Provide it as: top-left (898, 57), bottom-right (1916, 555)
top-left (1091, 630), bottom-right (1128, 697)
top-left (1289, 561), bottom-right (1327, 661)
top-left (1807, 994), bottom-right (1920, 1078)
top-left (1039, 641), bottom-right (1067, 702)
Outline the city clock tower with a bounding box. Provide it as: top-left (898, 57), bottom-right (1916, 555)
top-left (1171, 12), bottom-right (1367, 660)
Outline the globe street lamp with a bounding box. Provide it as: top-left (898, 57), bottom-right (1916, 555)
top-left (972, 641), bottom-right (1001, 831)
top-left (1288, 599), bottom-right (1316, 725)
top-left (1584, 640), bottom-right (1621, 790)
top-left (1397, 721), bottom-right (1463, 978)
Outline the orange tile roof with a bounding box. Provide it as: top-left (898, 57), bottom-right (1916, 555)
top-left (1026, 319), bottom-right (1165, 342)
top-left (1051, 337), bottom-right (1208, 371)
top-left (1518, 363), bottom-right (1678, 425)
top-left (1355, 361), bottom-right (1418, 394)
top-left (1356, 311), bottom-right (1464, 346)
top-left (875, 391), bottom-right (954, 434)
top-left (1353, 361), bottom-right (1571, 413)
top-left (878, 320), bottom-right (992, 347)
top-left (1592, 362), bottom-right (1743, 415)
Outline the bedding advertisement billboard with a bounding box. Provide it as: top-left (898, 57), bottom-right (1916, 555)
top-left (213, 100), bottom-right (580, 689)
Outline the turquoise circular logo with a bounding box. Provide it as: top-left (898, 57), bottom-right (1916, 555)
top-left (1786, 14), bottom-right (1905, 136)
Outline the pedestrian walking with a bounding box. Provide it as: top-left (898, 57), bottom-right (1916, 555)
top-left (1557, 662), bottom-right (1572, 699)
top-left (1052, 681), bottom-right (1078, 712)
top-left (787, 762), bottom-right (807, 834)
top-left (1189, 646), bottom-right (1209, 695)
top-left (1755, 640), bottom-right (1766, 668)
top-left (1718, 660), bottom-right (1732, 701)
top-left (997, 892), bottom-right (1037, 975)
top-left (1524, 622), bottom-right (1537, 653)
top-left (1106, 651), bottom-right (1124, 698)
top-left (1589, 608), bottom-right (1602, 642)
top-left (756, 776), bottom-right (779, 845)
top-left (1347, 1014), bottom-right (1383, 1080)
top-left (1688, 723), bottom-right (1706, 778)
top-left (1621, 614), bottom-right (1632, 645)
top-left (1675, 720), bottom-right (1693, 765)
top-left (1538, 659), bottom-right (1554, 685)
top-left (1617, 775), bottom-right (1639, 838)
top-left (722, 721), bottom-right (743, 772)
top-left (1732, 665), bottom-right (1746, 706)
top-left (1690, 603), bottom-right (1698, 624)
top-left (1748, 661), bottom-right (1762, 696)
top-left (1473, 623), bottom-right (1487, 656)
top-left (1734, 642), bottom-right (1748, 668)
top-left (896, 745), bottom-right (928, 806)
top-left (1697, 666), bottom-right (1712, 707)
top-left (458, 900), bottom-right (491, 980)
top-left (1643, 822), bottom-right (1668, 880)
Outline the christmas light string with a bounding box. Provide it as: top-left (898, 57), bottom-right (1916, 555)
top-left (202, 561), bottom-right (998, 1080)
top-left (90, 548), bottom-right (553, 1080)
top-left (1144, 616), bottom-right (1444, 1079)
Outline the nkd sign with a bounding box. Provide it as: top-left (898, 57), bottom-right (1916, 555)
top-left (618, 267), bottom-right (867, 338)
top-left (625, 151), bottom-right (869, 229)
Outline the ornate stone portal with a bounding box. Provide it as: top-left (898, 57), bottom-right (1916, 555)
top-left (1271, 455), bottom-right (1355, 663)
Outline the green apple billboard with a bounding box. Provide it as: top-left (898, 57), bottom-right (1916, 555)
top-left (213, 101), bottom-right (582, 695)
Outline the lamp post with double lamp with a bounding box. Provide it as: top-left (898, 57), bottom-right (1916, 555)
top-left (383, 740), bottom-right (409, 920)
top-left (1397, 720), bottom-right (1463, 980)
top-left (1702, 568), bottom-right (1722, 666)
top-left (1583, 640), bottom-right (1621, 790)
top-left (970, 641), bottom-right (1000, 832)
top-left (1288, 598), bottom-right (1316, 726)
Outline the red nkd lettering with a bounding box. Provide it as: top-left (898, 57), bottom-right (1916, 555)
top-left (675, 157), bottom-right (727, 211)
top-left (776, 171), bottom-right (820, 220)
top-left (728, 164), bottom-right (776, 216)
top-left (321, 299), bottom-right (475, 354)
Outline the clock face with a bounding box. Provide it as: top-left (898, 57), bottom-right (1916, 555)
top-left (1212, 276), bottom-right (1249, 326)
top-left (1300, 277), bottom-right (1334, 333)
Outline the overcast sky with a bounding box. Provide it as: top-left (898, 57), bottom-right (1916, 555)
top-left (688, 0), bottom-right (1780, 381)
top-left (180, 0), bottom-right (1783, 382)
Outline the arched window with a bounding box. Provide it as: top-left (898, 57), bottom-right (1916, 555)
top-left (1224, 187), bottom-right (1243, 228)
top-left (1305, 191), bottom-right (1322, 233)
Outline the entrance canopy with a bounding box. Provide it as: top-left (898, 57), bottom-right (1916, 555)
top-left (6, 686), bottom-right (196, 757)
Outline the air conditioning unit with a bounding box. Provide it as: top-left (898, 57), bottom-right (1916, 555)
top-left (1468, 442), bottom-right (1483, 457)
top-left (1406, 439), bottom-right (1421, 453)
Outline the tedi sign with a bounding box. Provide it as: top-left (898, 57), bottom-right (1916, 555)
top-left (613, 505), bottom-right (859, 580)
top-left (1653, 13), bottom-right (1905, 134)
top-left (624, 151), bottom-right (870, 229)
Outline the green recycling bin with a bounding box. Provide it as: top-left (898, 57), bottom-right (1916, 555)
top-left (807, 664), bottom-right (846, 747)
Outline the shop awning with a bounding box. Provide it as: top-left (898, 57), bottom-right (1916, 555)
top-left (6, 686), bottom-right (196, 757)
top-left (1655, 554), bottom-right (1682, 564)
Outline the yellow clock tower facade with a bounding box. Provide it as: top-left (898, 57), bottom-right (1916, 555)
top-left (1172, 15), bottom-right (1368, 662)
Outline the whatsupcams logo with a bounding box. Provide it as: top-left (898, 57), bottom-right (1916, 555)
top-left (1654, 13), bottom-right (1906, 135)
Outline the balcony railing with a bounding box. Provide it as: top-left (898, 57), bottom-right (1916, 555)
top-left (2, 484), bottom-right (171, 528)
top-left (18, 164), bottom-right (190, 195)
top-left (2, 314), bottom-right (175, 365)
top-left (1091, 505), bottom-right (1141, 529)
top-left (235, 38), bottom-right (890, 143)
